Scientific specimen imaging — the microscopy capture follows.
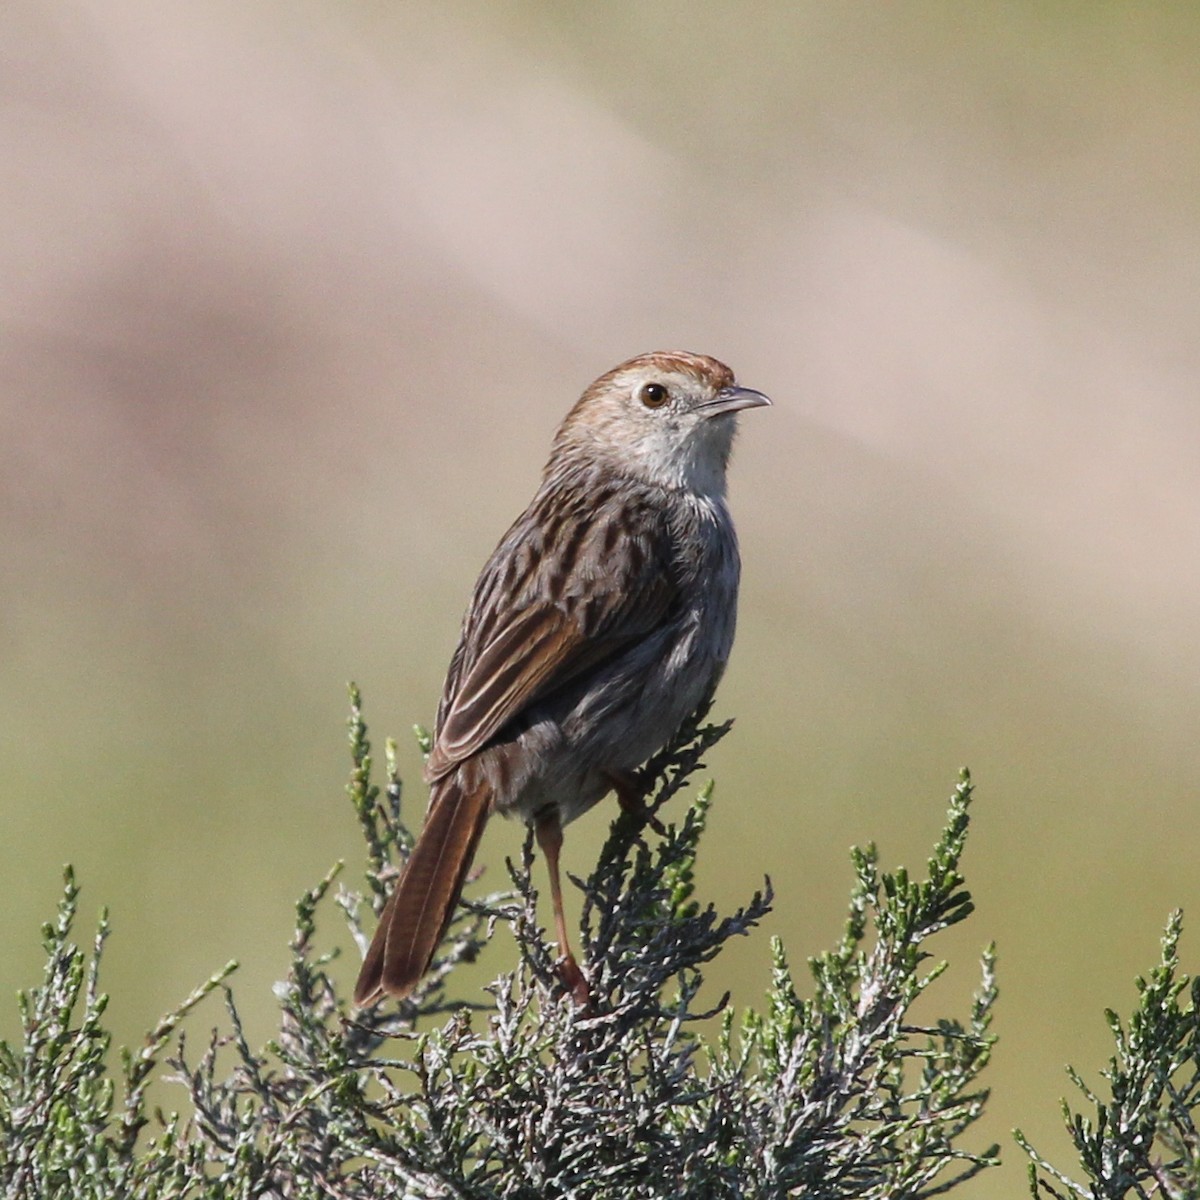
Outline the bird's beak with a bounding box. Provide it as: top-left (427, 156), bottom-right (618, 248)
top-left (699, 385), bottom-right (772, 418)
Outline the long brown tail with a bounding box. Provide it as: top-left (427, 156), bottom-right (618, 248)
top-left (353, 776), bottom-right (491, 1006)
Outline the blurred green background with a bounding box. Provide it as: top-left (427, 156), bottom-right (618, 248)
top-left (3, 2), bottom-right (1198, 1193)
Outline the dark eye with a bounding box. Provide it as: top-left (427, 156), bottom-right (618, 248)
top-left (638, 381), bottom-right (669, 409)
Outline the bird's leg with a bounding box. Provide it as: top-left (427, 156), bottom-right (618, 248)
top-left (534, 810), bottom-right (590, 1007)
top-left (604, 768), bottom-right (667, 836)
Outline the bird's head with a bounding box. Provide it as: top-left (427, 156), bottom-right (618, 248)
top-left (550, 351), bottom-right (770, 496)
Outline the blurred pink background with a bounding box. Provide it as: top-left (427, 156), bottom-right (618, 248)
top-left (3, 4), bottom-right (1198, 1194)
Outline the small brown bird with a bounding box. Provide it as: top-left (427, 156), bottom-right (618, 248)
top-left (354, 351), bottom-right (769, 1006)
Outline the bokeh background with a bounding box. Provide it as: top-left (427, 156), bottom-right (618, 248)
top-left (3, 2), bottom-right (1198, 1193)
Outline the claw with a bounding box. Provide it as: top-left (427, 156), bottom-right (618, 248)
top-left (606, 769), bottom-right (667, 835)
top-left (556, 952), bottom-right (592, 1009)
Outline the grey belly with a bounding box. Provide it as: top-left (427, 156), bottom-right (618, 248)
top-left (499, 600), bottom-right (733, 827)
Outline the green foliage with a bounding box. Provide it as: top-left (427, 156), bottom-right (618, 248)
top-left (0, 868), bottom-right (236, 1198)
top-left (0, 689), bottom-right (1000, 1197)
top-left (1017, 911), bottom-right (1200, 1199)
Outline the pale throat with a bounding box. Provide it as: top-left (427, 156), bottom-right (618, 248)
top-left (626, 423), bottom-right (735, 497)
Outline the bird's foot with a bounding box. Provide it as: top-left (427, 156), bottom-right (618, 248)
top-left (555, 952), bottom-right (593, 1009)
top-left (606, 769), bottom-right (667, 836)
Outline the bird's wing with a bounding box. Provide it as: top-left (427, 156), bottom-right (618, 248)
top-left (425, 502), bottom-right (676, 780)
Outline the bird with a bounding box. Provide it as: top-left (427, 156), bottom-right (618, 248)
top-left (353, 350), bottom-right (769, 1006)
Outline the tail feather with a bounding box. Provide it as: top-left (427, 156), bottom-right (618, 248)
top-left (354, 778), bottom-right (491, 1005)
